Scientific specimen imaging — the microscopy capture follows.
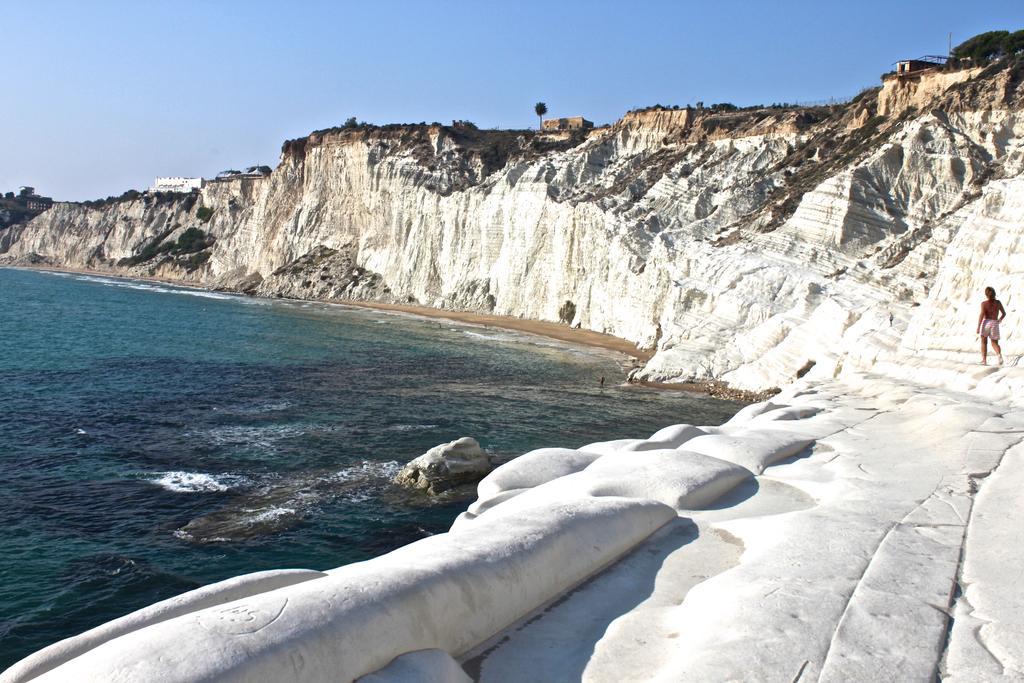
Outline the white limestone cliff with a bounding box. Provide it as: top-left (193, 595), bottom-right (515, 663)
top-left (3, 62), bottom-right (1023, 393)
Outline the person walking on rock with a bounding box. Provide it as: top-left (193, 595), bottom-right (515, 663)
top-left (977, 286), bottom-right (1006, 365)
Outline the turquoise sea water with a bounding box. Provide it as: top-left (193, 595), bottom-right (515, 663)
top-left (0, 267), bottom-right (740, 669)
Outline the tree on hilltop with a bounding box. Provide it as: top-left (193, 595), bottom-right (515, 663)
top-left (535, 102), bottom-right (547, 130)
top-left (952, 30), bottom-right (1024, 62)
top-left (1004, 30), bottom-right (1024, 56)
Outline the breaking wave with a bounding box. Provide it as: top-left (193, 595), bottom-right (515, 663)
top-left (149, 471), bottom-right (249, 493)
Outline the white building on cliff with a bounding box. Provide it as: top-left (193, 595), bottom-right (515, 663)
top-left (150, 177), bottom-right (204, 193)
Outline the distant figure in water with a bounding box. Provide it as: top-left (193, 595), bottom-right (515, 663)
top-left (599, 376), bottom-right (605, 387)
top-left (888, 312), bottom-right (894, 327)
top-left (977, 286), bottom-right (1007, 365)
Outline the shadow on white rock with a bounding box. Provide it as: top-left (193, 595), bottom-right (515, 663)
top-left (357, 649), bottom-right (471, 683)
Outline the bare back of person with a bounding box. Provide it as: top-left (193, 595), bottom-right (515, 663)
top-left (982, 298), bottom-right (1003, 321)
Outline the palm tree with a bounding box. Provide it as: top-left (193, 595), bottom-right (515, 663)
top-left (535, 102), bottom-right (548, 130)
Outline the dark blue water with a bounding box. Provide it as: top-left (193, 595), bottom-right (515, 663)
top-left (0, 267), bottom-right (740, 669)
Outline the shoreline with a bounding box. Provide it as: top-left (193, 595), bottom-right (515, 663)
top-left (9, 263), bottom-right (650, 359)
top-left (6, 263), bottom-right (758, 403)
top-left (330, 298), bottom-right (654, 362)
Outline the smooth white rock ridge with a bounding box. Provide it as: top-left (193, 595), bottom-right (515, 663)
top-left (679, 430), bottom-right (814, 474)
top-left (9, 498), bottom-right (673, 682)
top-left (468, 373), bottom-right (1024, 682)
top-left (470, 424), bottom-right (707, 514)
top-left (475, 447), bottom-right (602, 499)
top-left (0, 569), bottom-right (326, 683)
top-left (644, 423), bottom-right (707, 447)
top-left (452, 450), bottom-right (750, 532)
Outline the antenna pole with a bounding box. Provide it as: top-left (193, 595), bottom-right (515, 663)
top-left (948, 32), bottom-right (952, 57)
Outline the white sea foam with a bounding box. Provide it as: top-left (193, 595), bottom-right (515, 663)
top-left (229, 400), bottom-right (294, 415)
top-left (243, 506), bottom-right (298, 524)
top-left (331, 460), bottom-right (403, 481)
top-left (172, 529), bottom-right (230, 543)
top-left (115, 282), bottom-right (160, 291)
top-left (75, 275), bottom-right (124, 286)
top-left (461, 328), bottom-right (583, 353)
top-left (115, 282), bottom-right (242, 302)
top-left (233, 462), bottom-right (402, 523)
top-left (150, 471), bottom-right (248, 493)
top-left (172, 290), bottom-right (244, 302)
top-left (462, 330), bottom-right (502, 341)
top-left (202, 424), bottom-right (307, 449)
top-left (74, 274), bottom-right (264, 305)
top-left (385, 423), bottom-right (438, 432)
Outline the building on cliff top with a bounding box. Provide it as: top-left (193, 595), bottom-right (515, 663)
top-left (15, 186), bottom-right (52, 208)
top-left (150, 177), bottom-right (204, 193)
top-left (891, 55), bottom-right (948, 78)
top-left (542, 116), bottom-right (594, 131)
top-left (210, 166), bottom-right (273, 182)
top-left (1, 186), bottom-right (53, 226)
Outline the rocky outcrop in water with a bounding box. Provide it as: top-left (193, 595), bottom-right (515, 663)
top-left (5, 59), bottom-right (1024, 392)
top-left (394, 437), bottom-right (493, 495)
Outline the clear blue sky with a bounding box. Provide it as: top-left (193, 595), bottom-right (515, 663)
top-left (3, 0), bottom-right (1021, 201)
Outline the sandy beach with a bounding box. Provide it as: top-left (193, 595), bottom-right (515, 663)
top-left (335, 299), bottom-right (654, 362)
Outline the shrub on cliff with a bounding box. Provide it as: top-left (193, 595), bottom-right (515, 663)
top-left (120, 227), bottom-right (214, 266)
top-left (120, 228), bottom-right (175, 265)
top-left (173, 227), bottom-right (213, 254)
top-left (82, 188), bottom-right (146, 208)
top-left (196, 206), bottom-right (214, 222)
top-left (558, 300), bottom-right (576, 324)
top-left (180, 250), bottom-right (211, 272)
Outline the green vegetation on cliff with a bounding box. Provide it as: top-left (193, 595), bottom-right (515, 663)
top-left (120, 227), bottom-right (214, 268)
top-left (954, 30), bottom-right (1024, 62)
